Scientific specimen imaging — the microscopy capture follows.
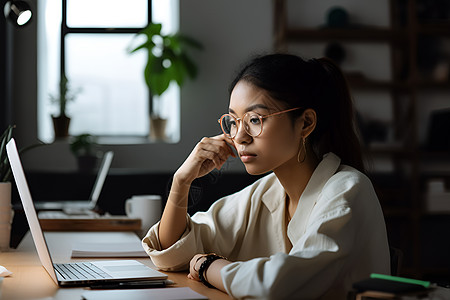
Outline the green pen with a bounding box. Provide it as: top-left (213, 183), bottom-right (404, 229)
top-left (370, 273), bottom-right (431, 289)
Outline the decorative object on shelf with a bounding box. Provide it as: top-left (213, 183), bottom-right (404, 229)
top-left (325, 6), bottom-right (350, 28)
top-left (70, 134), bottom-right (98, 173)
top-left (49, 73), bottom-right (81, 140)
top-left (129, 22), bottom-right (202, 141)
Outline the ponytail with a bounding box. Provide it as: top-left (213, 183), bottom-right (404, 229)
top-left (309, 58), bottom-right (365, 173)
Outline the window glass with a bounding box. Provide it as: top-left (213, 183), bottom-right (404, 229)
top-left (67, 0), bottom-right (148, 28)
top-left (65, 34), bottom-right (148, 135)
top-left (38, 0), bottom-right (179, 143)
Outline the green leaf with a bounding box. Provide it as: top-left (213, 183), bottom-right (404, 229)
top-left (129, 22), bottom-right (203, 100)
top-left (146, 56), bottom-right (171, 96)
top-left (129, 40), bottom-right (155, 54)
top-left (141, 23), bottom-right (162, 37)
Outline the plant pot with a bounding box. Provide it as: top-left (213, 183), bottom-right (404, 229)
top-left (0, 182), bottom-right (13, 251)
top-left (150, 117), bottom-right (168, 141)
top-left (76, 155), bottom-right (98, 173)
top-left (52, 115), bottom-right (71, 139)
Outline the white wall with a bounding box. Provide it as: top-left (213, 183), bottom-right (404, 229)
top-left (13, 0), bottom-right (273, 172)
top-left (14, 0), bottom-right (444, 174)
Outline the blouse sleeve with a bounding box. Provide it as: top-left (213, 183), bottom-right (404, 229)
top-left (220, 170), bottom-right (388, 299)
top-left (220, 205), bottom-right (354, 299)
top-left (142, 184), bottom-right (256, 271)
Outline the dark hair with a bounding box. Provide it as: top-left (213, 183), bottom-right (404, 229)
top-left (229, 53), bottom-right (365, 173)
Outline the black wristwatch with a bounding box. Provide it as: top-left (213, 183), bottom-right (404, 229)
top-left (198, 254), bottom-right (225, 288)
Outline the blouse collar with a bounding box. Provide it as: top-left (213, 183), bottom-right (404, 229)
top-left (288, 152), bottom-right (341, 242)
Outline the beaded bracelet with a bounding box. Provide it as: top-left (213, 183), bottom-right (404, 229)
top-left (198, 254), bottom-right (225, 288)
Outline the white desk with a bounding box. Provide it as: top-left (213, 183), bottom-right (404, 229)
top-left (0, 232), bottom-right (231, 300)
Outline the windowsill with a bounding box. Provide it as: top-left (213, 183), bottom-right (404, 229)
top-left (47, 135), bottom-right (179, 145)
top-left (96, 135), bottom-right (178, 145)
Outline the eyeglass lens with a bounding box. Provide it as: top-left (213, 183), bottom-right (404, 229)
top-left (220, 113), bottom-right (262, 138)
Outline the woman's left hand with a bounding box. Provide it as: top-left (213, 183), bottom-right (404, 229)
top-left (187, 254), bottom-right (206, 281)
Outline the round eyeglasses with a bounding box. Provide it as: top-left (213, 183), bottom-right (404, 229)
top-left (218, 107), bottom-right (302, 139)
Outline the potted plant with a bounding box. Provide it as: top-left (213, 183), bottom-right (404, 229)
top-left (1, 125), bottom-right (46, 182)
top-left (0, 125), bottom-right (14, 184)
top-left (50, 73), bottom-right (81, 139)
top-left (0, 125), bottom-right (45, 249)
top-left (70, 134), bottom-right (98, 173)
top-left (0, 125), bottom-right (14, 250)
top-left (129, 22), bottom-right (202, 140)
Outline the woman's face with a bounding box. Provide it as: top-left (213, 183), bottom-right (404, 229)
top-left (229, 81), bottom-right (303, 175)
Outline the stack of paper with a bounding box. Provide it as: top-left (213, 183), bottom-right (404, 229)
top-left (71, 242), bottom-right (148, 258)
top-left (82, 287), bottom-right (208, 300)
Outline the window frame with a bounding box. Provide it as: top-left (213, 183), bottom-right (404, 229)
top-left (60, 0), bottom-right (155, 125)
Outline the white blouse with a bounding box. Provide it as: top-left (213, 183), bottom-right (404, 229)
top-left (142, 153), bottom-right (390, 299)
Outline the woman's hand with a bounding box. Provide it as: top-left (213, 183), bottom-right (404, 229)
top-left (187, 253), bottom-right (231, 292)
top-left (187, 254), bottom-right (206, 281)
top-left (175, 134), bottom-right (236, 185)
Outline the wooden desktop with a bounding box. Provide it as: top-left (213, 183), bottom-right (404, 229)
top-left (0, 231), bottom-right (231, 300)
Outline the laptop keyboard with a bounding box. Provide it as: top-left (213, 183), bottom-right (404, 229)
top-left (54, 262), bottom-right (113, 280)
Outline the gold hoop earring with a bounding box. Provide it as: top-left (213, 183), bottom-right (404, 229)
top-left (297, 137), bottom-right (306, 164)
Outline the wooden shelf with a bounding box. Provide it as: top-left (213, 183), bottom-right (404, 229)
top-left (348, 78), bottom-right (410, 90)
top-left (417, 24), bottom-right (450, 36)
top-left (418, 151), bottom-right (450, 160)
top-left (284, 27), bottom-right (404, 42)
top-left (274, 0), bottom-right (450, 283)
top-left (414, 81), bottom-right (450, 89)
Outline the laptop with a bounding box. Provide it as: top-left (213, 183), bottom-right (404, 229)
top-left (33, 150), bottom-right (114, 214)
top-left (6, 138), bottom-right (168, 287)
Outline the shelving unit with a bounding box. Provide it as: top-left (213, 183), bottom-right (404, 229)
top-left (274, 0), bottom-right (450, 283)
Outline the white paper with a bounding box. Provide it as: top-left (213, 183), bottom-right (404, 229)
top-left (81, 287), bottom-right (208, 300)
top-left (71, 242), bottom-right (148, 258)
top-left (0, 266), bottom-right (12, 277)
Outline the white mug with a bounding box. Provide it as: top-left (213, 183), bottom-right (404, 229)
top-left (125, 195), bottom-right (162, 236)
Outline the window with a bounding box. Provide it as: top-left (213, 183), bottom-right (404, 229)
top-left (38, 0), bottom-right (180, 143)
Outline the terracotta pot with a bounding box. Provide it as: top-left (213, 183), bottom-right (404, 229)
top-left (52, 115), bottom-right (71, 139)
top-left (150, 117), bottom-right (168, 141)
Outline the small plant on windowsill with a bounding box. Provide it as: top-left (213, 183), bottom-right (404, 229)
top-left (129, 22), bottom-right (202, 141)
top-left (70, 133), bottom-right (99, 173)
top-left (50, 73), bottom-right (81, 139)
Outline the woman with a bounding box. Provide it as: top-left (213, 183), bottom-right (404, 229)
top-left (143, 54), bottom-right (390, 299)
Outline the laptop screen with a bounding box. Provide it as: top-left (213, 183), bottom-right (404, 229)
top-left (90, 151), bottom-right (114, 205)
top-left (6, 139), bottom-right (59, 284)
